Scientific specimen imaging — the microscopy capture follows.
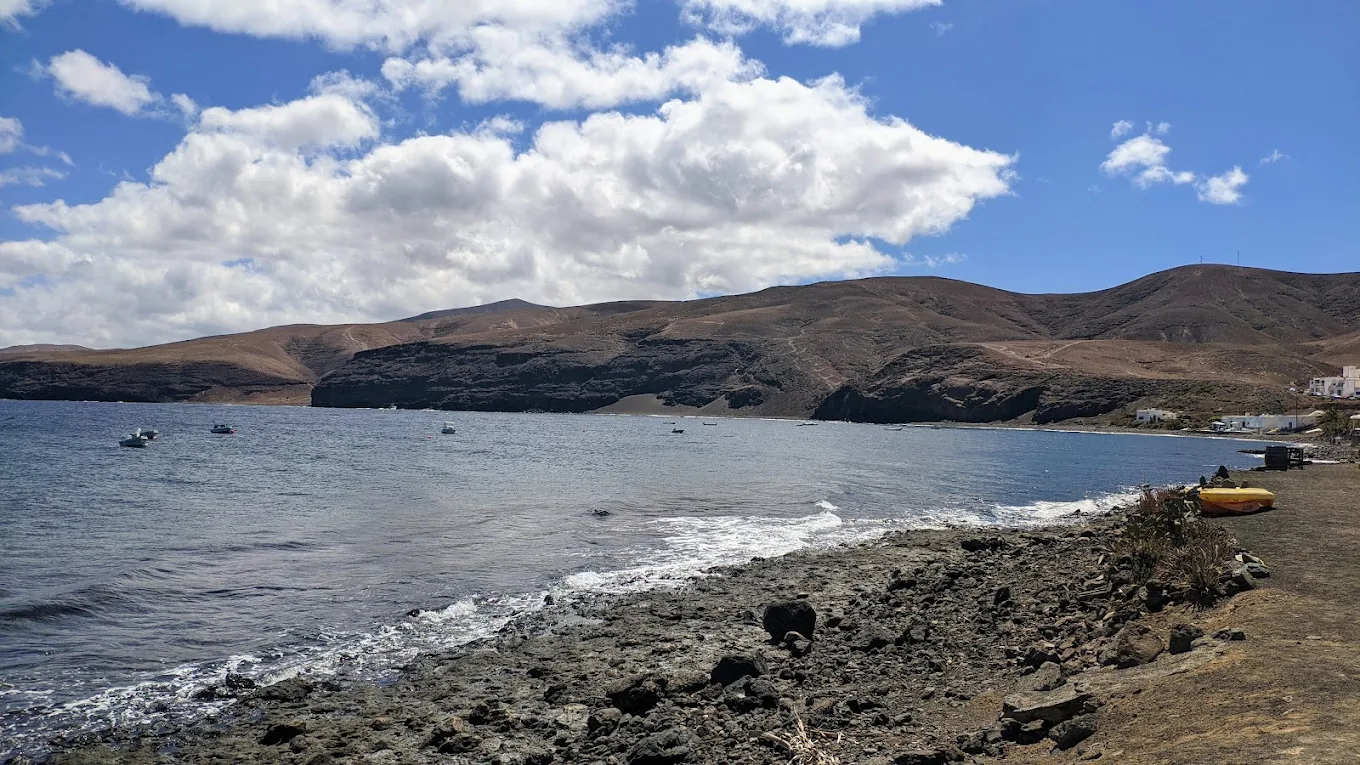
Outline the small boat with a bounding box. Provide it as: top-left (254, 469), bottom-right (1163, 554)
top-left (441, 422), bottom-right (457, 435)
top-left (210, 424), bottom-right (236, 434)
top-left (797, 422), bottom-right (819, 427)
top-left (120, 430), bottom-right (150, 448)
top-left (1199, 488), bottom-right (1275, 516)
top-left (702, 423), bottom-right (718, 426)
top-left (671, 428), bottom-right (685, 434)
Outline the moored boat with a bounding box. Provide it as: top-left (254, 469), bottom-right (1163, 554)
top-left (210, 424), bottom-right (236, 434)
top-left (1199, 487), bottom-right (1275, 516)
top-left (119, 430), bottom-right (150, 448)
top-left (441, 422), bottom-right (457, 434)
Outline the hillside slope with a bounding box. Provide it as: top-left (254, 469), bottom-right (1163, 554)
top-left (4, 265), bottom-right (1357, 422)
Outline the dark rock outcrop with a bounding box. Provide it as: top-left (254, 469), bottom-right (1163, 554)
top-left (763, 601), bottom-right (817, 642)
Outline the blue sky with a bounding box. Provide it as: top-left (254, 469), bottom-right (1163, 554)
top-left (0, 0), bottom-right (1356, 347)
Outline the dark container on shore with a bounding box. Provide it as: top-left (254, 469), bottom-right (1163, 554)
top-left (1264, 446), bottom-right (1305, 471)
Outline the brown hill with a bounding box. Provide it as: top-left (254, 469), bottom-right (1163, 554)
top-left (3, 265), bottom-right (1357, 422)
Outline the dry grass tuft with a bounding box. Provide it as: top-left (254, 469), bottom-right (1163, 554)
top-left (763, 716), bottom-right (843, 765)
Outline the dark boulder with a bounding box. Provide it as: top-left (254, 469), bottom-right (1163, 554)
top-left (626, 727), bottom-right (697, 765)
top-left (891, 749), bottom-right (946, 765)
top-left (224, 672), bottom-right (256, 693)
top-left (961, 537), bottom-right (1004, 553)
top-left (710, 653), bottom-right (767, 687)
top-left (763, 601), bottom-right (817, 642)
top-left (1048, 713), bottom-right (1098, 750)
top-left (1168, 623), bottom-right (1204, 654)
top-left (606, 673), bottom-right (668, 716)
top-left (852, 627), bottom-right (896, 653)
top-left (1214, 627), bottom-right (1247, 641)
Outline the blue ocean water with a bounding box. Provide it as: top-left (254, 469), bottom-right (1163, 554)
top-left (0, 399), bottom-right (1271, 754)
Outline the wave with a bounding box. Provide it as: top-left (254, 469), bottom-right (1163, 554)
top-left (2, 490), bottom-right (1139, 758)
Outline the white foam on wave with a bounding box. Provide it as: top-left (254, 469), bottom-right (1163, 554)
top-left (7, 490), bottom-right (1140, 758)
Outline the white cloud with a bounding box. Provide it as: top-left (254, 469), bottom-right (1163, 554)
top-left (1110, 120), bottom-right (1134, 139)
top-left (117, 0), bottom-right (623, 52)
top-left (1259, 149), bottom-right (1288, 166)
top-left (0, 115), bottom-right (21, 153)
top-left (1100, 133), bottom-right (1195, 188)
top-left (680, 0), bottom-right (941, 46)
top-left (45, 50), bottom-right (161, 116)
top-left (384, 35), bottom-right (758, 109)
top-left (1151, 121), bottom-right (1171, 135)
top-left (1, 0), bottom-right (43, 25)
top-left (170, 93), bottom-right (198, 118)
top-left (0, 166), bottom-right (66, 188)
top-left (1, 76), bottom-right (1015, 347)
top-left (1196, 166), bottom-right (1248, 205)
top-left (929, 21), bottom-right (952, 36)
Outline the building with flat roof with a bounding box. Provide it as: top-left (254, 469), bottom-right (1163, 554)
top-left (1309, 366), bottom-right (1359, 398)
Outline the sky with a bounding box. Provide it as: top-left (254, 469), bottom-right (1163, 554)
top-left (0, 0), bottom-right (1356, 349)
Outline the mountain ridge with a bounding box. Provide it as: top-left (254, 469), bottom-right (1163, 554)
top-left (2, 265), bottom-right (1357, 421)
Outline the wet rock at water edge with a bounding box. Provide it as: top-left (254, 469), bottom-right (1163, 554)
top-left (224, 672), bottom-right (256, 693)
top-left (253, 677), bottom-right (313, 702)
top-left (626, 727), bottom-right (697, 765)
top-left (710, 653), bottom-right (767, 687)
top-left (260, 721), bottom-right (308, 746)
top-left (1168, 623), bottom-right (1204, 654)
top-left (763, 600), bottom-right (817, 641)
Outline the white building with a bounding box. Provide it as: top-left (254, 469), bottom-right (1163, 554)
top-left (1309, 366), bottom-right (1359, 398)
top-left (1216, 412), bottom-right (1322, 433)
top-left (1136, 408), bottom-right (1179, 424)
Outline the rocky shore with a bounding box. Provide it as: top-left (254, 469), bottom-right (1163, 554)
top-left (33, 484), bottom-right (1277, 765)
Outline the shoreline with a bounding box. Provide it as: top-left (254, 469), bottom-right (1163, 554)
top-left (38, 463), bottom-right (1341, 765)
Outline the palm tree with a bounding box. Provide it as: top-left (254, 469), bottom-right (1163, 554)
top-left (1317, 409), bottom-right (1352, 439)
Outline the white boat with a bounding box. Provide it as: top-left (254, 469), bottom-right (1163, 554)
top-left (140, 429), bottom-right (159, 440)
top-left (120, 430), bottom-right (150, 448)
top-left (441, 422), bottom-right (457, 434)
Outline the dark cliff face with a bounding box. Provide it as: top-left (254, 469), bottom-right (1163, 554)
top-left (0, 360), bottom-right (308, 403)
top-left (311, 337), bottom-right (776, 413)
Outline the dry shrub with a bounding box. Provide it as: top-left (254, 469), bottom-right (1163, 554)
top-left (1157, 522), bottom-right (1235, 607)
top-left (763, 717), bottom-right (843, 765)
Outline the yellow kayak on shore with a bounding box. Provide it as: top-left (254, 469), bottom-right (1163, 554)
top-left (1200, 488), bottom-right (1275, 516)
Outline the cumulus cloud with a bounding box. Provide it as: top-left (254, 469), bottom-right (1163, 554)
top-left (0, 166), bottom-right (66, 188)
top-left (1196, 166), bottom-right (1249, 205)
top-left (41, 49), bottom-right (201, 121)
top-left (681, 0), bottom-right (940, 46)
top-left (384, 35), bottom-right (758, 109)
top-left (1100, 133), bottom-right (1195, 189)
top-left (1, 0), bottom-right (43, 25)
top-left (117, 0), bottom-right (623, 52)
top-left (45, 50), bottom-right (162, 116)
top-left (1, 76), bottom-right (1015, 347)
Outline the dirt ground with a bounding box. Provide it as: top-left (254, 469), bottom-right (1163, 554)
top-left (1008, 464), bottom-right (1360, 765)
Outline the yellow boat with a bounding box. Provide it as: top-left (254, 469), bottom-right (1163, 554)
top-left (1199, 488), bottom-right (1275, 516)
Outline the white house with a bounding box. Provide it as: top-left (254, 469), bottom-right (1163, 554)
top-left (1136, 408), bottom-right (1179, 424)
top-left (1217, 412), bottom-right (1322, 433)
top-left (1309, 366), bottom-right (1359, 398)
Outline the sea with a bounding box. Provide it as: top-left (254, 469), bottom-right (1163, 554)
top-left (0, 399), bottom-right (1273, 756)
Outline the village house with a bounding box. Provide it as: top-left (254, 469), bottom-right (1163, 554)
top-left (1309, 366), bottom-right (1359, 398)
top-left (1212, 411), bottom-right (1324, 433)
top-left (1135, 408), bottom-right (1180, 424)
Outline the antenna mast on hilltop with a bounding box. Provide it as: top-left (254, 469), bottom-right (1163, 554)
top-left (1237, 250), bottom-right (1241, 267)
